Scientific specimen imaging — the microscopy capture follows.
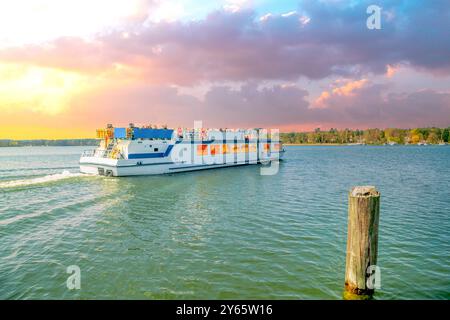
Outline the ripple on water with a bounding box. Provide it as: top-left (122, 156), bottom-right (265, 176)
top-left (0, 146), bottom-right (449, 299)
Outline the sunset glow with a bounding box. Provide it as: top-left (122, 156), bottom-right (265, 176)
top-left (1, 0), bottom-right (449, 139)
top-left (0, 63), bottom-right (86, 114)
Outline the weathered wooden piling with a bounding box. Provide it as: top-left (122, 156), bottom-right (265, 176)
top-left (344, 186), bottom-right (380, 300)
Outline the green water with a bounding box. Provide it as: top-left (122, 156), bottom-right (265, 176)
top-left (0, 146), bottom-right (449, 299)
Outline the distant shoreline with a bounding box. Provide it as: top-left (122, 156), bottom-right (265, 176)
top-left (1, 141), bottom-right (448, 147)
top-left (285, 143), bottom-right (448, 146)
top-left (0, 139), bottom-right (98, 147)
top-left (285, 143), bottom-right (343, 146)
top-left (1, 125), bottom-right (450, 147)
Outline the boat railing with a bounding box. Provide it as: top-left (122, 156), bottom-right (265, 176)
top-left (81, 149), bottom-right (108, 158)
top-left (81, 149), bottom-right (96, 157)
top-left (81, 149), bottom-right (124, 159)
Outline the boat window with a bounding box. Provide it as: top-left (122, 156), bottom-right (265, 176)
top-left (154, 148), bottom-right (159, 152)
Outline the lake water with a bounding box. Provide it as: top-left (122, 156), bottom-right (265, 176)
top-left (0, 145), bottom-right (449, 299)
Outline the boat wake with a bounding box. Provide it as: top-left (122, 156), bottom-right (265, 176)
top-left (0, 170), bottom-right (85, 189)
top-left (0, 166), bottom-right (79, 173)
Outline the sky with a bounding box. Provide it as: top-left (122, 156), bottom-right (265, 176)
top-left (0, 0), bottom-right (449, 139)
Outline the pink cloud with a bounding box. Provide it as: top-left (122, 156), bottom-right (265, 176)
top-left (313, 79), bottom-right (368, 108)
top-left (2, 79), bottom-right (448, 134)
top-left (1, 2), bottom-right (449, 85)
top-left (385, 64), bottom-right (398, 78)
top-left (1, 2), bottom-right (449, 134)
top-left (63, 81), bottom-right (450, 130)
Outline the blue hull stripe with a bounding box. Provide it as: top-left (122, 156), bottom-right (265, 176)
top-left (80, 161), bottom-right (174, 168)
top-left (128, 153), bottom-right (165, 159)
top-left (164, 145), bottom-right (174, 156)
top-left (128, 144), bottom-right (174, 159)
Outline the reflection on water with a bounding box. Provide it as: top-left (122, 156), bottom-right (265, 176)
top-left (0, 145), bottom-right (449, 299)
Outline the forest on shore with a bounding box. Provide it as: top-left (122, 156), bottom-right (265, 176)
top-left (280, 127), bottom-right (450, 145)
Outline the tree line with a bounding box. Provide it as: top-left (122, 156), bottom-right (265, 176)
top-left (280, 127), bottom-right (450, 145)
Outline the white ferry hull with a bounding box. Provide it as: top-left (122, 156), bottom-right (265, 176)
top-left (79, 126), bottom-right (284, 177)
top-left (80, 154), bottom-right (283, 177)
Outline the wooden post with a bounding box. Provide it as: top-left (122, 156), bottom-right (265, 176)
top-left (344, 186), bottom-right (380, 300)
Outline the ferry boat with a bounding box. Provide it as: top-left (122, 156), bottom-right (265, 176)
top-left (79, 124), bottom-right (285, 176)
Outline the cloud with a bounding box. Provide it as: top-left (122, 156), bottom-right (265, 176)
top-left (1, 76), bottom-right (448, 138)
top-left (1, 0), bottom-right (449, 138)
top-left (202, 83), bottom-right (310, 126)
top-left (332, 79), bottom-right (368, 96)
top-left (386, 64), bottom-right (398, 78)
top-left (1, 0), bottom-right (449, 84)
top-left (64, 80), bottom-right (450, 130)
top-left (0, 62), bottom-right (87, 115)
top-left (309, 82), bottom-right (450, 129)
top-left (0, 0), bottom-right (158, 47)
top-left (314, 79), bottom-right (369, 108)
top-left (66, 82), bottom-right (310, 128)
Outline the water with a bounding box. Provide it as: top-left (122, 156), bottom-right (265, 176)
top-left (0, 146), bottom-right (449, 299)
